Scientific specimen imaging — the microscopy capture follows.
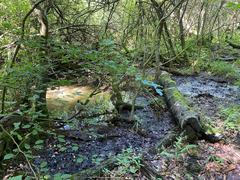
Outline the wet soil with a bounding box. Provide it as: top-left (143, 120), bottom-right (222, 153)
top-left (34, 95), bottom-right (176, 175)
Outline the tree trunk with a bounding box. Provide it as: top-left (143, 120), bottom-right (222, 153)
top-left (31, 0), bottom-right (49, 114)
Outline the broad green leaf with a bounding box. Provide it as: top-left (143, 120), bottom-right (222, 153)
top-left (35, 140), bottom-right (44, 145)
top-left (4, 153), bottom-right (14, 160)
top-left (8, 175), bottom-right (23, 180)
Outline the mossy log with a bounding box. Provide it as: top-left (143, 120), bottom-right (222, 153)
top-left (159, 71), bottom-right (204, 140)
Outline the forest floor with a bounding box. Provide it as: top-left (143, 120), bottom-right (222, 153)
top-left (2, 72), bottom-right (239, 179)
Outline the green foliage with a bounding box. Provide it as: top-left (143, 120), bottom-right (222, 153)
top-left (161, 136), bottom-right (197, 160)
top-left (7, 175), bottom-right (23, 180)
top-left (104, 148), bottom-right (142, 177)
top-left (226, 2), bottom-right (240, 10)
top-left (84, 39), bottom-right (137, 85)
top-left (206, 155), bottom-right (224, 164)
top-left (208, 61), bottom-right (239, 79)
top-left (116, 148), bottom-right (142, 175)
top-left (191, 57), bottom-right (239, 80)
top-left (220, 105), bottom-right (240, 131)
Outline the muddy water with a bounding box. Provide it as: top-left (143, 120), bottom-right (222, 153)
top-left (46, 85), bottom-right (112, 115)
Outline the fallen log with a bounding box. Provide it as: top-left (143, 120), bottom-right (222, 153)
top-left (158, 71), bottom-right (221, 142)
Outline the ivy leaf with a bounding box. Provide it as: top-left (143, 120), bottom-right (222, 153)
top-left (22, 124), bottom-right (31, 129)
top-left (40, 161), bottom-right (48, 168)
top-left (13, 122), bottom-right (21, 130)
top-left (35, 140), bottom-right (44, 145)
top-left (24, 143), bottom-right (31, 150)
top-left (58, 137), bottom-right (65, 143)
top-left (4, 153), bottom-right (14, 160)
top-left (8, 175), bottom-right (23, 180)
top-left (72, 146), bottom-right (79, 151)
top-left (61, 174), bottom-right (72, 179)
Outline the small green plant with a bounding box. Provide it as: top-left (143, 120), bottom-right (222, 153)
top-left (76, 155), bottom-right (86, 164)
top-left (206, 155), bottom-right (224, 164)
top-left (208, 61), bottom-right (239, 79)
top-left (91, 154), bottom-right (104, 165)
top-left (161, 136), bottom-right (197, 160)
top-left (112, 148), bottom-right (142, 177)
top-left (220, 105), bottom-right (240, 131)
top-left (132, 115), bottom-right (143, 131)
top-left (103, 148), bottom-right (142, 177)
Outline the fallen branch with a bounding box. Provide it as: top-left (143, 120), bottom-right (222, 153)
top-left (149, 131), bottom-right (178, 154)
top-left (141, 159), bottom-right (163, 179)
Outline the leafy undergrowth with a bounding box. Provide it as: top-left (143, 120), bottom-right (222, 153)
top-left (220, 105), bottom-right (240, 131)
top-left (156, 140), bottom-right (240, 179)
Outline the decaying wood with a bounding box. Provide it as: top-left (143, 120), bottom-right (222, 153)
top-left (158, 71), bottom-right (222, 142)
top-left (158, 71), bottom-right (206, 140)
top-left (0, 135), bottom-right (6, 158)
top-left (0, 114), bottom-right (25, 129)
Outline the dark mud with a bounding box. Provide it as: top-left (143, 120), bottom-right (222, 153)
top-left (34, 95), bottom-right (176, 174)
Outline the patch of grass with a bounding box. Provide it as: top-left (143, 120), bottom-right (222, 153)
top-left (191, 58), bottom-right (239, 80)
top-left (208, 61), bottom-right (239, 79)
top-left (206, 155), bottom-right (224, 164)
top-left (234, 59), bottom-right (240, 67)
top-left (220, 105), bottom-right (240, 131)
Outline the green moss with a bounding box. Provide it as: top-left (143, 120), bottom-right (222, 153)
top-left (171, 89), bottom-right (189, 106)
